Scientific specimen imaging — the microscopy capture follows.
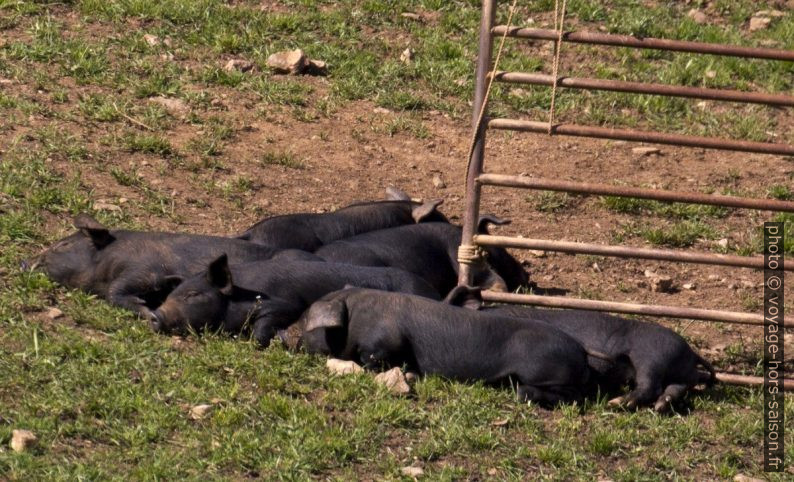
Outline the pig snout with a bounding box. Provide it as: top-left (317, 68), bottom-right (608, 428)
top-left (148, 306), bottom-right (187, 335)
top-left (148, 309), bottom-right (166, 333)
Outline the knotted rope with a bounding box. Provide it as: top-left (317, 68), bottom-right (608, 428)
top-left (547, 0), bottom-right (568, 134)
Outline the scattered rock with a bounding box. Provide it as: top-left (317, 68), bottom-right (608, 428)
top-left (716, 238), bottom-right (729, 249)
top-left (45, 307), bottom-right (64, 319)
top-left (10, 429), bottom-right (37, 452)
top-left (734, 474), bottom-right (764, 482)
top-left (401, 466), bottom-right (424, 478)
top-left (267, 49), bottom-right (309, 75)
top-left (491, 418), bottom-right (509, 427)
top-left (632, 146), bottom-right (661, 156)
top-left (755, 10), bottom-right (785, 18)
top-left (705, 70), bottom-right (717, 79)
top-left (400, 47), bottom-right (414, 64)
top-left (687, 9), bottom-right (708, 24)
top-left (326, 358), bottom-right (364, 376)
top-left (374, 367), bottom-right (411, 395)
top-left (150, 96), bottom-right (189, 117)
top-left (592, 262), bottom-right (602, 273)
top-left (740, 280), bottom-right (756, 289)
top-left (432, 174), bottom-right (446, 189)
top-left (223, 59), bottom-right (255, 73)
top-left (189, 404), bottom-right (213, 420)
top-left (373, 107), bottom-right (392, 115)
top-left (748, 16), bottom-right (771, 32)
top-left (401, 12), bottom-right (421, 21)
top-left (644, 270), bottom-right (673, 293)
top-left (707, 274), bottom-right (720, 281)
top-left (682, 283), bottom-right (696, 290)
top-left (93, 201), bottom-right (121, 213)
top-left (160, 52), bottom-right (175, 61)
top-left (306, 59), bottom-right (328, 76)
top-left (527, 249), bottom-right (546, 258)
top-left (143, 34), bottom-right (161, 46)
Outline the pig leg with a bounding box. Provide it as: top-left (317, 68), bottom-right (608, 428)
top-left (623, 371), bottom-right (663, 409)
top-left (652, 384), bottom-right (688, 413)
top-left (107, 276), bottom-right (159, 319)
top-left (251, 300), bottom-right (305, 347)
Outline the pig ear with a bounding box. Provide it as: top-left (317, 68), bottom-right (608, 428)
top-left (304, 299), bottom-right (347, 332)
top-left (207, 254), bottom-right (233, 296)
top-left (412, 198), bottom-right (444, 223)
top-left (162, 275), bottom-right (184, 291)
top-left (73, 213), bottom-right (114, 248)
top-left (477, 214), bottom-right (511, 234)
top-left (385, 186), bottom-right (411, 201)
top-left (443, 285), bottom-right (483, 310)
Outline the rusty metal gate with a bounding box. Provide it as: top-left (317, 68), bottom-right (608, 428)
top-left (456, 1), bottom-right (794, 389)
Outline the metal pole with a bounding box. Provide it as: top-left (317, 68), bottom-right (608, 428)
top-left (474, 234), bottom-right (793, 271)
top-left (459, 0), bottom-right (497, 286)
top-left (477, 174), bottom-right (794, 212)
top-left (491, 26), bottom-right (794, 61)
top-left (493, 71), bottom-right (794, 107)
top-left (488, 118), bottom-right (794, 156)
top-left (480, 291), bottom-right (777, 326)
top-left (715, 373), bottom-right (794, 391)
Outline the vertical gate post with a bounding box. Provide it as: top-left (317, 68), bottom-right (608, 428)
top-left (459, 0), bottom-right (497, 286)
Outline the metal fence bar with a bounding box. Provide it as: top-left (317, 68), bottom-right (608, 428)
top-left (474, 234), bottom-right (793, 271)
top-left (480, 291), bottom-right (778, 325)
top-left (491, 26), bottom-right (794, 61)
top-left (716, 373), bottom-right (794, 390)
top-left (488, 118), bottom-right (794, 156)
top-left (493, 71), bottom-right (794, 107)
top-left (477, 174), bottom-right (794, 212)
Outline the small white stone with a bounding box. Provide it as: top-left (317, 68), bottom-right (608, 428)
top-left (374, 367), bottom-right (411, 395)
top-left (267, 49), bottom-right (309, 75)
top-left (326, 358), bottom-right (364, 375)
top-left (632, 146), bottom-right (661, 156)
top-left (749, 16), bottom-right (771, 32)
top-left (687, 9), bottom-right (708, 24)
top-left (93, 201), bottom-right (121, 213)
top-left (10, 429), bottom-right (37, 452)
top-left (189, 404), bottom-right (213, 420)
top-left (46, 307), bottom-right (64, 319)
top-left (143, 34), bottom-right (161, 46)
top-left (401, 466), bottom-right (424, 477)
top-left (432, 174), bottom-right (446, 189)
top-left (400, 47), bottom-right (414, 64)
top-left (223, 59), bottom-right (254, 73)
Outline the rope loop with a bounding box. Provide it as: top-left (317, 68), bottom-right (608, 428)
top-left (458, 244), bottom-right (488, 266)
top-left (547, 0), bottom-right (568, 135)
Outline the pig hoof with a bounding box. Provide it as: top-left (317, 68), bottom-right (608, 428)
top-left (653, 396), bottom-right (673, 413)
top-left (607, 396), bottom-right (626, 407)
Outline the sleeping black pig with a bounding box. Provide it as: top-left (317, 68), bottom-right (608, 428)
top-left (238, 187), bottom-right (447, 251)
top-left (33, 214), bottom-right (318, 318)
top-left (150, 255), bottom-right (440, 346)
top-left (299, 288), bottom-right (593, 407)
top-left (314, 217), bottom-right (529, 296)
top-left (444, 286), bottom-right (716, 412)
